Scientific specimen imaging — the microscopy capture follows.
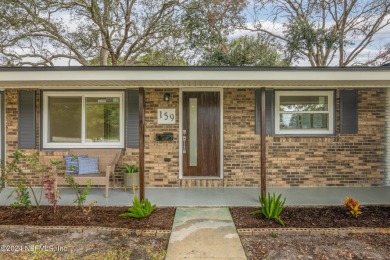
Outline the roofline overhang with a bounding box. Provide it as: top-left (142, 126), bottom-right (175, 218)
top-left (0, 66), bottom-right (389, 88)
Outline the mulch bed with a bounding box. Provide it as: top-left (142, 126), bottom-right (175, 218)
top-left (0, 206), bottom-right (175, 230)
top-left (2, 205), bottom-right (389, 231)
top-left (230, 206), bottom-right (390, 228)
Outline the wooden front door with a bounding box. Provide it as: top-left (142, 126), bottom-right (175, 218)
top-left (182, 92), bottom-right (220, 177)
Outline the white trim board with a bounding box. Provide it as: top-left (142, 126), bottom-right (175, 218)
top-left (179, 88), bottom-right (224, 180)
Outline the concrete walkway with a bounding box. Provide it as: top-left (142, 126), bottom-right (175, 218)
top-left (165, 207), bottom-right (246, 259)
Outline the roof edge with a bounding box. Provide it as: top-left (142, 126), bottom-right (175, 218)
top-left (0, 66), bottom-right (390, 72)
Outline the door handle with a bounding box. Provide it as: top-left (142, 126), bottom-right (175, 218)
top-left (183, 130), bottom-right (187, 154)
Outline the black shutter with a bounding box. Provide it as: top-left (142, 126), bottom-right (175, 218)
top-left (340, 90), bottom-right (358, 134)
top-left (255, 90), bottom-right (274, 135)
top-left (127, 89), bottom-right (139, 148)
top-left (18, 91), bottom-right (36, 149)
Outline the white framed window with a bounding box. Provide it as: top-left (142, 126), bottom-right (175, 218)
top-left (42, 91), bottom-right (124, 148)
top-left (275, 91), bottom-right (334, 135)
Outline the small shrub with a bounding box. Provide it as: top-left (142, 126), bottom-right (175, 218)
top-left (43, 174), bottom-right (59, 213)
top-left (343, 196), bottom-right (362, 218)
top-left (65, 176), bottom-right (93, 214)
top-left (5, 151), bottom-right (45, 209)
top-left (120, 195), bottom-right (156, 218)
top-left (8, 181), bottom-right (32, 209)
top-left (250, 192), bottom-right (286, 226)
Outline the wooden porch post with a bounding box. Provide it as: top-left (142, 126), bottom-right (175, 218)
top-left (260, 87), bottom-right (267, 199)
top-left (139, 88), bottom-right (145, 200)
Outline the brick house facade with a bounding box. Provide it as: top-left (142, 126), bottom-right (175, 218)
top-left (0, 67), bottom-right (389, 188)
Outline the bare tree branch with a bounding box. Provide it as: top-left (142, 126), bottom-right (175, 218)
top-left (247, 0), bottom-right (390, 66)
top-left (0, 0), bottom-right (182, 66)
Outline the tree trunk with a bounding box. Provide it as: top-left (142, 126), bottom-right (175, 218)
top-left (99, 35), bottom-right (109, 66)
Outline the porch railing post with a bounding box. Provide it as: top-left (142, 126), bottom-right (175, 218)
top-left (260, 87), bottom-right (267, 199)
top-left (139, 87), bottom-right (145, 200)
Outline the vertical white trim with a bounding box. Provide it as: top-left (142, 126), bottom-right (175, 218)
top-left (179, 90), bottom-right (183, 178)
top-left (179, 88), bottom-right (224, 179)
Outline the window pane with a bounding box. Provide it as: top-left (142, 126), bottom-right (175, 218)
top-left (280, 113), bottom-right (328, 129)
top-left (189, 98), bottom-right (197, 166)
top-left (85, 97), bottom-right (120, 142)
top-left (280, 96), bottom-right (328, 112)
top-left (48, 97), bottom-right (82, 143)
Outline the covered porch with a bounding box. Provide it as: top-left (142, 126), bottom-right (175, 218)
top-left (1, 67), bottom-right (390, 201)
top-left (0, 186), bottom-right (389, 207)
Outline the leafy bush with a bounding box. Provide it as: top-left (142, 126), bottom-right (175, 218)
top-left (65, 176), bottom-right (94, 214)
top-left (5, 151), bottom-right (46, 209)
top-left (120, 195), bottom-right (156, 218)
top-left (8, 181), bottom-right (32, 209)
top-left (343, 196), bottom-right (362, 218)
top-left (250, 192), bottom-right (286, 226)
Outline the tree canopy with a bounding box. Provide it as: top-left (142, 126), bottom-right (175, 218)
top-left (247, 0), bottom-right (390, 66)
top-left (0, 0), bottom-right (180, 66)
top-left (201, 34), bottom-right (290, 66)
top-left (0, 0), bottom-right (388, 66)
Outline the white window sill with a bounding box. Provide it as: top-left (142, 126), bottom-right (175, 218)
top-left (42, 143), bottom-right (124, 149)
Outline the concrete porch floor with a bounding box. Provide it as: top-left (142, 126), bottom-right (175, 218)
top-left (0, 186), bottom-right (389, 207)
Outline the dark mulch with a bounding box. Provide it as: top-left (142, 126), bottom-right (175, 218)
top-left (230, 206), bottom-right (390, 228)
top-left (0, 206), bottom-right (175, 230)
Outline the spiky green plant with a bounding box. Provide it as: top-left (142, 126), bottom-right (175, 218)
top-left (250, 192), bottom-right (286, 226)
top-left (119, 195), bottom-right (156, 218)
top-left (124, 164), bottom-right (138, 174)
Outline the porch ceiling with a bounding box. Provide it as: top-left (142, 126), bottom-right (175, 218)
top-left (0, 66), bottom-right (389, 88)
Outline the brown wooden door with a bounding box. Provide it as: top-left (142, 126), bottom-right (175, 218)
top-left (183, 92), bottom-right (220, 177)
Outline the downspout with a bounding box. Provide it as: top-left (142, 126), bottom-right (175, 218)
top-left (385, 88), bottom-right (390, 186)
top-left (139, 88), bottom-right (145, 199)
top-left (260, 88), bottom-right (267, 198)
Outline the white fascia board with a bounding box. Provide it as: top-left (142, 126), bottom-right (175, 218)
top-left (1, 70), bottom-right (390, 82)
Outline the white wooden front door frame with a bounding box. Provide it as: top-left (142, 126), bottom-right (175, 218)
top-left (179, 88), bottom-right (224, 179)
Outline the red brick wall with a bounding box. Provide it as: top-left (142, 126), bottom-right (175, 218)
top-left (267, 89), bottom-right (385, 186)
top-left (224, 88), bottom-right (385, 187)
top-left (4, 88), bottom-right (386, 187)
top-left (224, 89), bottom-right (261, 186)
top-left (144, 88), bottom-right (180, 187)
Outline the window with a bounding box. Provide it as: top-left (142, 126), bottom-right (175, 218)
top-left (43, 92), bottom-right (124, 148)
top-left (275, 91), bottom-right (334, 135)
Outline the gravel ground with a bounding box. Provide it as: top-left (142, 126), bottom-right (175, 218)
top-left (1, 230), bottom-right (389, 259)
top-left (241, 233), bottom-right (390, 260)
top-left (0, 230), bottom-right (168, 260)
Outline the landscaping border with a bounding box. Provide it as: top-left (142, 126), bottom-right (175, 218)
top-left (2, 225), bottom-right (389, 238)
top-left (237, 228), bottom-right (390, 236)
top-left (0, 225), bottom-right (171, 237)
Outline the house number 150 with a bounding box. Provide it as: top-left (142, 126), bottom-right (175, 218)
top-left (157, 109), bottom-right (176, 124)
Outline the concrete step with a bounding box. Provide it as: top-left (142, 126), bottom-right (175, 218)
top-left (181, 179), bottom-right (224, 187)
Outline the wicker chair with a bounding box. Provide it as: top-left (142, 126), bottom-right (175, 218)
top-left (54, 149), bottom-right (122, 197)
